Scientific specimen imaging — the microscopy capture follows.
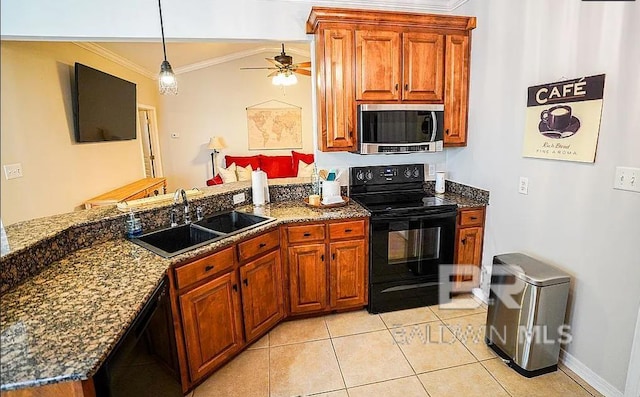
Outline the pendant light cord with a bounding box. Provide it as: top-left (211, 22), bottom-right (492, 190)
top-left (158, 0), bottom-right (168, 62)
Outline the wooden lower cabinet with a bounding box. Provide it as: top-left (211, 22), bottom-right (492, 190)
top-left (288, 243), bottom-right (328, 314)
top-left (330, 239), bottom-right (367, 309)
top-left (239, 250), bottom-right (285, 342)
top-left (178, 271), bottom-right (244, 382)
top-left (454, 207), bottom-right (486, 289)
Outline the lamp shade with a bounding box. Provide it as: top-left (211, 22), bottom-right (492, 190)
top-left (208, 136), bottom-right (227, 150)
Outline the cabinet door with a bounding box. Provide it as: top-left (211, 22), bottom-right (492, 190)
top-left (444, 34), bottom-right (470, 146)
top-left (288, 243), bottom-right (328, 314)
top-left (455, 226), bottom-right (483, 286)
top-left (319, 28), bottom-right (356, 151)
top-left (355, 30), bottom-right (401, 101)
top-left (330, 239), bottom-right (367, 309)
top-left (240, 250), bottom-right (284, 342)
top-left (179, 271), bottom-right (243, 382)
top-left (402, 32), bottom-right (444, 101)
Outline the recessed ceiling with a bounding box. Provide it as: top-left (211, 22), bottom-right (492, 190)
top-left (81, 41), bottom-right (310, 79)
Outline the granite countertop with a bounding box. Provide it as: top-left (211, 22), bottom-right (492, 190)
top-left (0, 200), bottom-right (369, 391)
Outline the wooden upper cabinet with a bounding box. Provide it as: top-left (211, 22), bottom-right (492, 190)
top-left (318, 28), bottom-right (356, 151)
top-left (403, 32), bottom-right (444, 101)
top-left (179, 271), bottom-right (243, 382)
top-left (444, 34), bottom-right (470, 146)
top-left (239, 250), bottom-right (284, 342)
top-left (355, 30), bottom-right (401, 101)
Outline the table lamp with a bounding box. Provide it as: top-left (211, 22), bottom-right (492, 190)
top-left (208, 136), bottom-right (227, 176)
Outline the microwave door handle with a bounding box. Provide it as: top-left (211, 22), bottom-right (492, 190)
top-left (430, 111), bottom-right (437, 142)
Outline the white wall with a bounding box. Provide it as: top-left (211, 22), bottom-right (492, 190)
top-left (0, 41), bottom-right (159, 225)
top-left (158, 52), bottom-right (314, 190)
top-left (451, 1), bottom-right (640, 394)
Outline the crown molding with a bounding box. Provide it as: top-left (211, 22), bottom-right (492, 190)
top-left (174, 46), bottom-right (310, 75)
top-left (260, 0), bottom-right (470, 12)
top-left (72, 42), bottom-right (156, 80)
top-left (75, 43), bottom-right (310, 79)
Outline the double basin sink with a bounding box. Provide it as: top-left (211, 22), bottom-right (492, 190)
top-left (130, 210), bottom-right (275, 258)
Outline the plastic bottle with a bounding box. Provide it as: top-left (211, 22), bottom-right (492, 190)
top-left (311, 164), bottom-right (320, 195)
top-left (125, 211), bottom-right (143, 238)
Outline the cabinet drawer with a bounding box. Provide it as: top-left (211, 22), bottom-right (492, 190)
top-left (329, 220), bottom-right (365, 240)
top-left (174, 247), bottom-right (235, 290)
top-left (238, 229), bottom-right (280, 262)
top-left (459, 209), bottom-right (484, 227)
top-left (287, 224), bottom-right (326, 244)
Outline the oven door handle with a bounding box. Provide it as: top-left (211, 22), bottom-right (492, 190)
top-left (371, 209), bottom-right (457, 221)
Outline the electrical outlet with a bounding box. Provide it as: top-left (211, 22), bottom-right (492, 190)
top-left (233, 192), bottom-right (246, 204)
top-left (614, 166), bottom-right (640, 193)
top-left (518, 177), bottom-right (529, 195)
top-left (3, 163), bottom-right (23, 180)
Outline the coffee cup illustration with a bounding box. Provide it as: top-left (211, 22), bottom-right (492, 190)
top-left (541, 105), bottom-right (572, 131)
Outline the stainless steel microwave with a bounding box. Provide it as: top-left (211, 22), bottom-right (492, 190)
top-left (358, 104), bottom-right (444, 154)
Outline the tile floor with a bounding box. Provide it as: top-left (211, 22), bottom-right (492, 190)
top-left (191, 296), bottom-right (602, 397)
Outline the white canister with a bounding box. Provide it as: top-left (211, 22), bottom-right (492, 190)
top-left (435, 171), bottom-right (446, 194)
top-left (322, 181), bottom-right (341, 201)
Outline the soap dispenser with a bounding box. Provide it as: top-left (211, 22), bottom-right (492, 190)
top-left (125, 211), bottom-right (143, 238)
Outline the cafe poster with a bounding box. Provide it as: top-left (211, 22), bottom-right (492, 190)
top-left (522, 74), bottom-right (605, 163)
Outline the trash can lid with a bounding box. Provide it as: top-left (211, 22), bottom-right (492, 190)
top-left (493, 253), bottom-right (571, 287)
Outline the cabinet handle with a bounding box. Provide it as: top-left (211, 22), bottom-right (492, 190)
top-left (404, 84), bottom-right (408, 91)
top-left (243, 279), bottom-right (248, 286)
top-left (395, 83), bottom-right (399, 91)
top-left (446, 129), bottom-right (450, 135)
top-left (321, 254), bottom-right (325, 262)
top-left (204, 265), bottom-right (214, 272)
top-left (461, 238), bottom-right (466, 245)
top-left (303, 232), bottom-right (311, 237)
top-left (233, 284), bottom-right (238, 292)
top-left (348, 130), bottom-right (353, 138)
top-left (470, 216), bottom-right (478, 220)
top-left (344, 229), bottom-right (352, 233)
top-left (259, 242), bottom-right (267, 248)
top-left (332, 253), bottom-right (336, 260)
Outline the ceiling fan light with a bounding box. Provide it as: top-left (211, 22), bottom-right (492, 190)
top-left (282, 73), bottom-right (297, 86)
top-left (272, 73), bottom-right (285, 86)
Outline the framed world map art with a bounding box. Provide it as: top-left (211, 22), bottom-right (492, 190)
top-left (246, 101), bottom-right (302, 150)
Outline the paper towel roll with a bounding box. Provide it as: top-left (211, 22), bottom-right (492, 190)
top-left (435, 171), bottom-right (446, 194)
top-left (252, 170), bottom-right (266, 206)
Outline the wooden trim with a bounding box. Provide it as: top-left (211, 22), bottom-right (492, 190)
top-left (307, 7), bottom-right (476, 34)
top-left (1, 379), bottom-right (94, 397)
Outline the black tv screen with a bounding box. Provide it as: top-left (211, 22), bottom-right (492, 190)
top-left (73, 63), bottom-right (137, 142)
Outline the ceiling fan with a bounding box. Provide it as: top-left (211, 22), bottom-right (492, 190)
top-left (241, 44), bottom-right (311, 85)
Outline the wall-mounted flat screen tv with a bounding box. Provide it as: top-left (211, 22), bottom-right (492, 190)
top-left (73, 63), bottom-right (137, 142)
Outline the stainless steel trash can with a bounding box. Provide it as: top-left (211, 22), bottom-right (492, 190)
top-left (485, 253), bottom-right (570, 377)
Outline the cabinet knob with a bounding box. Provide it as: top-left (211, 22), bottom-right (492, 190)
top-left (461, 238), bottom-right (466, 245)
top-left (321, 254), bottom-right (325, 262)
top-left (470, 216), bottom-right (478, 220)
top-left (303, 232), bottom-right (311, 237)
top-left (243, 279), bottom-right (248, 286)
top-left (259, 243), bottom-right (267, 248)
top-left (332, 253), bottom-right (336, 260)
top-left (395, 83), bottom-right (399, 91)
top-left (204, 265), bottom-right (214, 272)
top-left (446, 129), bottom-right (450, 135)
top-left (233, 284), bottom-right (238, 292)
top-left (404, 84), bottom-right (408, 91)
top-left (344, 229), bottom-right (352, 233)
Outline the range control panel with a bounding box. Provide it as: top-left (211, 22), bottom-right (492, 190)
top-left (350, 164), bottom-right (425, 186)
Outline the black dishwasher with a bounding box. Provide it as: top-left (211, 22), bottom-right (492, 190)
top-left (94, 277), bottom-right (182, 397)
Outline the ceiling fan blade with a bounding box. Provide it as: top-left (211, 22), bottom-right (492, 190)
top-left (240, 67), bottom-right (280, 70)
top-left (294, 61), bottom-right (312, 68)
top-left (267, 71), bottom-right (280, 77)
top-left (293, 69), bottom-right (312, 76)
top-left (265, 58), bottom-right (284, 67)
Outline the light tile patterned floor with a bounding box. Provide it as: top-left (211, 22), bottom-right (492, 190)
top-left (193, 296), bottom-right (601, 397)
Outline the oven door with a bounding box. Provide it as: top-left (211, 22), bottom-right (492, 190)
top-left (370, 211), bottom-right (456, 285)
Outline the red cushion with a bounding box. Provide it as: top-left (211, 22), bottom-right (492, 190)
top-left (291, 151), bottom-right (314, 175)
top-left (225, 155), bottom-right (260, 170)
top-left (206, 174), bottom-right (224, 186)
top-left (259, 155), bottom-right (295, 178)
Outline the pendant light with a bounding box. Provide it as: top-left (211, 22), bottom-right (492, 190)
top-left (158, 0), bottom-right (177, 95)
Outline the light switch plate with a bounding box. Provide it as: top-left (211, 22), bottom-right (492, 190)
top-left (519, 177), bottom-right (529, 195)
top-left (4, 163), bottom-right (23, 180)
top-left (614, 166), bottom-right (640, 193)
top-left (233, 192), bottom-right (246, 204)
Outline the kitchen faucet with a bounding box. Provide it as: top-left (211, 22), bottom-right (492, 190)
top-left (173, 189), bottom-right (190, 224)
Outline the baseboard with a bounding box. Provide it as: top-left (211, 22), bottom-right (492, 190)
top-left (472, 287), bottom-right (488, 304)
top-left (560, 348), bottom-right (624, 397)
